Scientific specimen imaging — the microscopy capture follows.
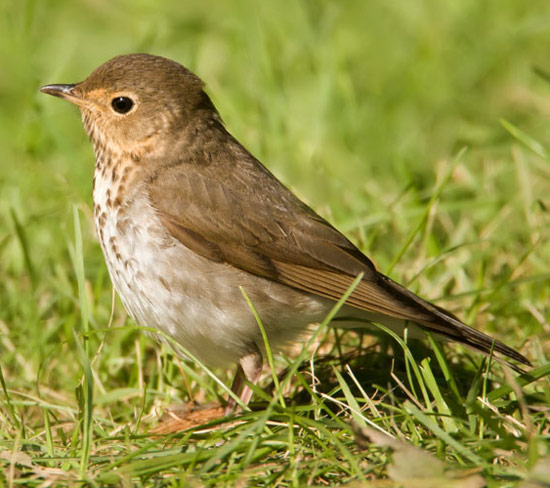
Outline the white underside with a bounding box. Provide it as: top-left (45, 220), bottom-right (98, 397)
top-left (93, 174), bottom-right (417, 368)
top-left (94, 178), bottom-right (339, 367)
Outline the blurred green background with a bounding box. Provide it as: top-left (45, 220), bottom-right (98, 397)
top-left (1, 0), bottom-right (549, 456)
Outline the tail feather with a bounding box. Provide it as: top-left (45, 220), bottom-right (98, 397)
top-left (377, 274), bottom-right (531, 370)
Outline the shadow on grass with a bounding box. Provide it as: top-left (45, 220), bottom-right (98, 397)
top-left (257, 329), bottom-right (544, 419)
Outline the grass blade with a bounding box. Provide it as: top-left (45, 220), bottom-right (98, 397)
top-left (501, 119), bottom-right (549, 160)
top-left (71, 206), bottom-right (93, 479)
top-left (387, 148), bottom-right (466, 274)
top-left (9, 208), bottom-right (35, 288)
top-left (241, 286), bottom-right (285, 409)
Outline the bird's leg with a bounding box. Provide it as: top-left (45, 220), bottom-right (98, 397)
top-left (225, 348), bottom-right (263, 415)
top-left (237, 350), bottom-right (263, 406)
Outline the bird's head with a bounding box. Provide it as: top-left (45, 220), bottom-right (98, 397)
top-left (41, 53), bottom-right (217, 161)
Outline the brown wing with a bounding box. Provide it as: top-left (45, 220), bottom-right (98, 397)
top-left (148, 135), bottom-right (430, 320)
top-left (147, 127), bottom-right (530, 367)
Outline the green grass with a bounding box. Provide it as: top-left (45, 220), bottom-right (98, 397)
top-left (1, 0), bottom-right (550, 486)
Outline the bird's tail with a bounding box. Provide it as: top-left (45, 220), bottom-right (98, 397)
top-left (373, 274), bottom-right (531, 371)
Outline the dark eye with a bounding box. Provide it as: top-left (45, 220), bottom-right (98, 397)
top-left (111, 96), bottom-right (134, 114)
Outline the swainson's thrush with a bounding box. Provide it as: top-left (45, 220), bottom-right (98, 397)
top-left (41, 54), bottom-right (530, 411)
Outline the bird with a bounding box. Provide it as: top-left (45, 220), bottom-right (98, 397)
top-left (40, 53), bottom-right (530, 412)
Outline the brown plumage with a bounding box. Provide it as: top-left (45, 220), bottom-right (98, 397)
top-left (41, 54), bottom-right (530, 412)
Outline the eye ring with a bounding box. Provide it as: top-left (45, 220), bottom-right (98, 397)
top-left (111, 96), bottom-right (134, 114)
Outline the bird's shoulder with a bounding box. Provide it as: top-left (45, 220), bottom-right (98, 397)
top-left (147, 123), bottom-right (378, 282)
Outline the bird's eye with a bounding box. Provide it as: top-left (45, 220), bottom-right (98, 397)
top-left (111, 96), bottom-right (134, 114)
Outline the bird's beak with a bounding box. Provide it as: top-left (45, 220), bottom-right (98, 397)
top-left (40, 84), bottom-right (81, 105)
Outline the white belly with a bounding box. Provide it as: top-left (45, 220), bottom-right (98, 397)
top-left (93, 175), bottom-right (331, 367)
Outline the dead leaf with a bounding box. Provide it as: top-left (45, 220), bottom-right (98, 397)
top-left (353, 424), bottom-right (486, 488)
top-left (518, 456), bottom-right (550, 488)
top-left (150, 404), bottom-right (226, 434)
top-left (0, 450), bottom-right (33, 467)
